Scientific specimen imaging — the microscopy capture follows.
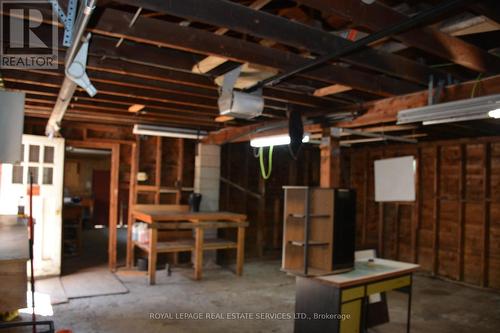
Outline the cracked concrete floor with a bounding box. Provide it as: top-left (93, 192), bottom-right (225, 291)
top-left (33, 260), bottom-right (499, 333)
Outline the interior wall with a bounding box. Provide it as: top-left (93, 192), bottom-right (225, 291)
top-left (219, 142), bottom-right (320, 258)
top-left (64, 154), bottom-right (111, 197)
top-left (348, 137), bottom-right (500, 289)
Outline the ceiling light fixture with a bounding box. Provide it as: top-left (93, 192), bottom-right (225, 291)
top-left (488, 108), bottom-right (500, 119)
top-left (397, 94), bottom-right (500, 125)
top-left (133, 124), bottom-right (207, 139)
top-left (250, 133), bottom-right (310, 148)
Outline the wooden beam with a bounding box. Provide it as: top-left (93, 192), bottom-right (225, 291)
top-left (192, 0), bottom-right (272, 74)
top-left (296, 0), bottom-right (500, 73)
top-left (92, 8), bottom-right (420, 96)
top-left (23, 106), bottom-right (217, 129)
top-left (338, 74), bottom-right (500, 128)
top-left (205, 75), bottom-right (500, 144)
top-left (115, 0), bottom-right (440, 85)
top-left (314, 84), bottom-right (352, 97)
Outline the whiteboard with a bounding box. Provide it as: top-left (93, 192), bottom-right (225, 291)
top-left (374, 156), bottom-right (415, 202)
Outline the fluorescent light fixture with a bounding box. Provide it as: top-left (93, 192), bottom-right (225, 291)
top-left (488, 108), bottom-right (500, 119)
top-left (250, 134), bottom-right (310, 148)
top-left (66, 146), bottom-right (111, 155)
top-left (133, 124), bottom-right (207, 139)
top-left (397, 94), bottom-right (500, 125)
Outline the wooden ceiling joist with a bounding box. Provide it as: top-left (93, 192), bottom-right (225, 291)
top-left (205, 74), bottom-right (500, 144)
top-left (296, 0), bottom-right (500, 73)
top-left (90, 8), bottom-right (420, 97)
top-left (114, 0), bottom-right (442, 85)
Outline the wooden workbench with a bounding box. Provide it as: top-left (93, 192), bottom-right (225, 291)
top-left (0, 215), bottom-right (28, 312)
top-left (127, 205), bottom-right (248, 284)
top-left (294, 258), bottom-right (419, 333)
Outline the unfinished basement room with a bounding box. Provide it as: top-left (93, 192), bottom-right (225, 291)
top-left (0, 0), bottom-right (500, 332)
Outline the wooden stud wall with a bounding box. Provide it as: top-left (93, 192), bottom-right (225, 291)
top-left (349, 137), bottom-right (500, 289)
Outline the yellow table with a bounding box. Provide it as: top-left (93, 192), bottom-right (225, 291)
top-left (294, 258), bottom-right (419, 333)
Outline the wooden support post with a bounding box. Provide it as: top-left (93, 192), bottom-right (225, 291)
top-left (432, 146), bottom-right (441, 276)
top-left (148, 227), bottom-right (158, 285)
top-left (257, 176), bottom-right (266, 257)
top-left (176, 138), bottom-right (184, 205)
top-left (194, 227), bottom-right (204, 280)
top-left (481, 143), bottom-right (491, 287)
top-left (378, 202), bottom-right (384, 257)
top-left (108, 144), bottom-right (120, 272)
top-left (320, 128), bottom-right (342, 188)
top-left (413, 148), bottom-right (422, 263)
top-left (394, 203), bottom-right (400, 260)
top-left (362, 151), bottom-right (369, 247)
top-left (154, 137), bottom-right (162, 204)
top-left (457, 144), bottom-right (466, 281)
top-left (236, 226), bottom-right (246, 276)
top-left (126, 142), bottom-right (139, 268)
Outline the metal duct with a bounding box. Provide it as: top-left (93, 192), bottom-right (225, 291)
top-left (46, 0), bottom-right (97, 137)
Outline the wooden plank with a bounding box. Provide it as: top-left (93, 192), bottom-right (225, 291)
top-left (482, 143), bottom-right (491, 287)
top-left (132, 208), bottom-right (247, 223)
top-left (117, 0), bottom-right (440, 85)
top-left (314, 84), bottom-right (352, 97)
top-left (297, 0), bottom-right (500, 73)
top-left (192, 0), bottom-right (272, 74)
top-left (92, 8), bottom-right (420, 96)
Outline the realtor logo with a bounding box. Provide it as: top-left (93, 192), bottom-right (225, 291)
top-left (1, 0), bottom-right (58, 69)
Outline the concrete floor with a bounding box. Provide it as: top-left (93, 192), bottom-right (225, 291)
top-left (40, 260), bottom-right (498, 333)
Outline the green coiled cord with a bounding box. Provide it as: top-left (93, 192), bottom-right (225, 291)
top-left (259, 145), bottom-right (274, 180)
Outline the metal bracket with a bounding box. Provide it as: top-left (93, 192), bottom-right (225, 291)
top-left (49, 0), bottom-right (78, 46)
top-left (66, 33), bottom-right (97, 96)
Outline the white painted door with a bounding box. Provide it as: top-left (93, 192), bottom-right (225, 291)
top-left (0, 135), bottom-right (65, 277)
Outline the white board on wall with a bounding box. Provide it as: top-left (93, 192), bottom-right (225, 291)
top-left (374, 156), bottom-right (415, 202)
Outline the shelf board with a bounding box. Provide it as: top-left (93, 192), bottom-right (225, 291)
top-left (288, 240), bottom-right (329, 247)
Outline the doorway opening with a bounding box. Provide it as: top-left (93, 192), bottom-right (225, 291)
top-left (61, 141), bottom-right (121, 275)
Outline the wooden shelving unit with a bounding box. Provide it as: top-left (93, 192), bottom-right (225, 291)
top-left (134, 136), bottom-right (195, 205)
top-left (282, 186), bottom-right (356, 276)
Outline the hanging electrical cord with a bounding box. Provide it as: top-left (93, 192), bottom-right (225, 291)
top-left (259, 146), bottom-right (274, 179)
top-left (471, 72), bottom-right (483, 98)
